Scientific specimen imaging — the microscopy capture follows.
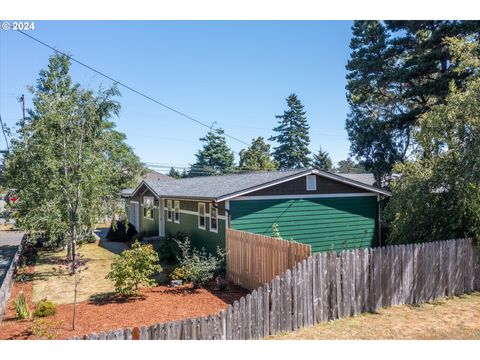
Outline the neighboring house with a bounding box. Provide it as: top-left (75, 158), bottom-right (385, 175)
top-left (123, 168), bottom-right (391, 253)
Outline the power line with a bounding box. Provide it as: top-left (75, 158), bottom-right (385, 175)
top-left (15, 30), bottom-right (250, 147)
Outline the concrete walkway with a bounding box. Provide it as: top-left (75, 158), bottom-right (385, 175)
top-left (95, 227), bottom-right (129, 255)
top-left (0, 231), bottom-right (23, 287)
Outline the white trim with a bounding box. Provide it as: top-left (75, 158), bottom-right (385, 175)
top-left (198, 202), bottom-right (206, 230)
top-left (129, 180), bottom-right (160, 199)
top-left (164, 208), bottom-right (226, 220)
top-left (209, 207), bottom-right (219, 234)
top-left (216, 169), bottom-right (390, 202)
top-left (225, 200), bottom-right (230, 229)
top-left (174, 200), bottom-right (180, 224)
top-left (306, 175), bottom-right (317, 191)
top-left (159, 199), bottom-right (165, 237)
top-left (129, 200), bottom-right (139, 204)
top-left (232, 193), bottom-right (378, 201)
top-left (142, 196), bottom-right (155, 221)
top-left (166, 199), bottom-right (173, 222)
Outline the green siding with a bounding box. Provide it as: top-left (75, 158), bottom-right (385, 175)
top-left (139, 204), bottom-right (159, 237)
top-left (165, 212), bottom-right (226, 255)
top-left (230, 196), bottom-right (377, 253)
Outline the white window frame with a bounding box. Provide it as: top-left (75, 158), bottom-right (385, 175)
top-left (210, 206), bottom-right (218, 233)
top-left (174, 200), bottom-right (180, 224)
top-left (198, 202), bottom-right (206, 230)
top-left (143, 196), bottom-right (154, 221)
top-left (306, 175), bottom-right (317, 191)
top-left (166, 199), bottom-right (173, 222)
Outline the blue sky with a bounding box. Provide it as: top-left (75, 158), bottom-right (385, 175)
top-left (0, 21), bottom-right (354, 172)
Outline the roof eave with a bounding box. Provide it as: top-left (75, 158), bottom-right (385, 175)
top-left (216, 168), bottom-right (390, 202)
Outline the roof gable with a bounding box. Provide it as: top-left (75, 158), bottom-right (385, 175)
top-left (132, 168), bottom-right (390, 201)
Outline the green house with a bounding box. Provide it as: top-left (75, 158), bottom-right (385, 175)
top-left (122, 169), bottom-right (391, 253)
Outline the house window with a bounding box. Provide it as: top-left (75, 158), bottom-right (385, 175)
top-left (210, 206), bottom-right (218, 233)
top-left (143, 196), bottom-right (154, 220)
top-left (174, 200), bottom-right (180, 223)
top-left (198, 203), bottom-right (206, 230)
top-left (167, 200), bottom-right (172, 222)
top-left (306, 175), bottom-right (317, 191)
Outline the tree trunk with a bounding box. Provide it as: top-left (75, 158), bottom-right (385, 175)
top-left (71, 220), bottom-right (78, 330)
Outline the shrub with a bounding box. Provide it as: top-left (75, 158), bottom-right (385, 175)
top-left (106, 220), bottom-right (137, 242)
top-left (159, 231), bottom-right (187, 263)
top-left (106, 241), bottom-right (162, 296)
top-left (173, 237), bottom-right (225, 288)
top-left (33, 299), bottom-right (57, 317)
top-left (32, 318), bottom-right (63, 340)
top-left (12, 292), bottom-right (31, 319)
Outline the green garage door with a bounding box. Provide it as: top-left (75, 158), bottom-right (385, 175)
top-left (230, 196), bottom-right (378, 253)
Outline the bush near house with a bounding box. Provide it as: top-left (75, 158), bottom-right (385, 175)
top-left (106, 220), bottom-right (138, 242)
top-left (106, 241), bottom-right (162, 296)
top-left (170, 237), bottom-right (225, 288)
top-left (158, 231), bottom-right (188, 263)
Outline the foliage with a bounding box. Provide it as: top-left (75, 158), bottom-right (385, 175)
top-left (168, 167), bottom-right (182, 179)
top-left (312, 147), bottom-right (333, 171)
top-left (106, 241), bottom-right (162, 296)
top-left (271, 223), bottom-right (282, 239)
top-left (3, 53), bottom-right (143, 254)
top-left (106, 219), bottom-right (138, 242)
top-left (384, 38), bottom-right (480, 244)
top-left (345, 21), bottom-right (480, 181)
top-left (31, 318), bottom-right (63, 340)
top-left (12, 292), bottom-right (31, 320)
top-left (33, 299), bottom-right (57, 317)
top-left (270, 94), bottom-right (311, 169)
top-left (238, 137), bottom-right (278, 171)
top-left (158, 231), bottom-right (187, 263)
top-left (190, 128), bottom-right (235, 176)
top-left (335, 158), bottom-right (366, 173)
top-left (216, 276), bottom-right (228, 291)
top-left (172, 237), bottom-right (225, 288)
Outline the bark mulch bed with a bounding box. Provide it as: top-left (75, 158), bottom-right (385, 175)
top-left (0, 266), bottom-right (248, 340)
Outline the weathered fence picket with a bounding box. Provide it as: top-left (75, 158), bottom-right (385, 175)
top-left (73, 237), bottom-right (480, 341)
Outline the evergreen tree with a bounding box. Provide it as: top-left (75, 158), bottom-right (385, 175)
top-left (346, 20), bottom-right (480, 182)
top-left (312, 147), bottom-right (333, 171)
top-left (270, 94), bottom-right (311, 169)
top-left (238, 137), bottom-right (278, 171)
top-left (168, 167), bottom-right (181, 179)
top-left (190, 128), bottom-right (234, 176)
top-left (335, 158), bottom-right (365, 173)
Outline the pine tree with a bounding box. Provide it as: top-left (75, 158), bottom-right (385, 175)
top-left (345, 20), bottom-right (480, 182)
top-left (270, 94), bottom-right (311, 169)
top-left (238, 137), bottom-right (278, 171)
top-left (335, 158), bottom-right (365, 173)
top-left (312, 147), bottom-right (333, 171)
top-left (190, 128), bottom-right (235, 176)
top-left (168, 167), bottom-right (181, 179)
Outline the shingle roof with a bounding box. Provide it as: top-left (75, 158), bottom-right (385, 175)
top-left (121, 169), bottom-right (174, 197)
top-left (140, 168), bottom-right (390, 200)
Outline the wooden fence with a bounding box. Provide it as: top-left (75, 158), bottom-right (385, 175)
top-left (73, 238), bottom-right (480, 340)
top-left (226, 229), bottom-right (312, 290)
top-left (0, 237), bottom-right (24, 322)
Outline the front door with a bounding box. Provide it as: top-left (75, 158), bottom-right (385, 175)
top-left (129, 201), bottom-right (140, 232)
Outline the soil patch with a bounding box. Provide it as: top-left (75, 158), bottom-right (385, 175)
top-left (0, 266), bottom-right (248, 339)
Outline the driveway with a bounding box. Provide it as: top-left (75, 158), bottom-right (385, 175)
top-left (0, 232), bottom-right (23, 287)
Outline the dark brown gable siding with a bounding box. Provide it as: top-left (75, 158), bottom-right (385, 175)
top-left (246, 174), bottom-right (367, 196)
top-left (130, 184), bottom-right (159, 205)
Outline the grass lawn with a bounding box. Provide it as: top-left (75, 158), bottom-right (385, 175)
top-left (32, 243), bottom-right (116, 304)
top-left (272, 292), bottom-right (480, 340)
